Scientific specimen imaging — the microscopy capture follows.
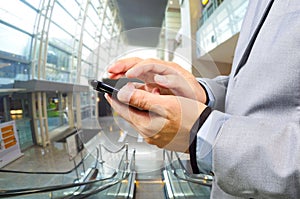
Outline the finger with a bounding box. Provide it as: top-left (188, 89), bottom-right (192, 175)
top-left (131, 82), bottom-right (145, 89)
top-left (105, 93), bottom-right (150, 124)
top-left (106, 92), bottom-right (167, 139)
top-left (125, 63), bottom-right (179, 82)
top-left (107, 57), bottom-right (143, 79)
top-left (131, 82), bottom-right (162, 94)
top-left (108, 73), bottom-right (126, 79)
top-left (154, 74), bottom-right (181, 89)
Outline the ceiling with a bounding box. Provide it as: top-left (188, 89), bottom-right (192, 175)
top-left (114, 0), bottom-right (168, 47)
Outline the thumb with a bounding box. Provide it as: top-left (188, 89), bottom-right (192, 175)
top-left (117, 83), bottom-right (167, 114)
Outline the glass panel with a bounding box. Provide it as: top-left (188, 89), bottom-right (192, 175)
top-left (0, 24), bottom-right (32, 59)
top-left (88, 4), bottom-right (100, 25)
top-left (47, 93), bottom-right (67, 131)
top-left (15, 118), bottom-right (33, 150)
top-left (0, 0), bottom-right (37, 33)
top-left (51, 3), bottom-right (77, 34)
top-left (85, 18), bottom-right (96, 36)
top-left (83, 29), bottom-right (96, 49)
top-left (197, 0), bottom-right (249, 56)
top-left (81, 46), bottom-right (92, 61)
top-left (0, 58), bottom-right (30, 85)
top-left (46, 45), bottom-right (71, 83)
top-left (0, 97), bottom-right (6, 123)
top-left (0, 146), bottom-right (135, 198)
top-left (70, 57), bottom-right (78, 83)
top-left (101, 25), bottom-right (111, 41)
top-left (163, 151), bottom-right (212, 198)
top-left (23, 0), bottom-right (42, 9)
top-left (48, 24), bottom-right (74, 53)
top-left (9, 93), bottom-right (34, 150)
top-left (57, 0), bottom-right (80, 19)
top-left (80, 92), bottom-right (90, 120)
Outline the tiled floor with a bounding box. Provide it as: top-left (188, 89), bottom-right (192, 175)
top-left (0, 116), bottom-right (169, 198)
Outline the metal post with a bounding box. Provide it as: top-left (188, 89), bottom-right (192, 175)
top-left (67, 92), bottom-right (74, 128)
top-left (42, 92), bottom-right (49, 145)
top-left (125, 142), bottom-right (129, 163)
top-left (73, 159), bottom-right (79, 180)
top-left (98, 144), bottom-right (105, 164)
top-left (31, 93), bottom-right (39, 145)
top-left (80, 150), bottom-right (86, 172)
top-left (37, 92), bottom-right (45, 147)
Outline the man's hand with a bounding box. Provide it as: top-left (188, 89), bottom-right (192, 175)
top-left (108, 57), bottom-right (207, 103)
top-left (105, 83), bottom-right (207, 153)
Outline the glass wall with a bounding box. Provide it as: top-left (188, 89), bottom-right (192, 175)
top-left (199, 0), bottom-right (225, 28)
top-left (0, 0), bottom-right (120, 148)
top-left (196, 0), bottom-right (249, 57)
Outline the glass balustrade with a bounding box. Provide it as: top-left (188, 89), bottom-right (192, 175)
top-left (163, 150), bottom-right (213, 199)
top-left (0, 144), bottom-right (136, 198)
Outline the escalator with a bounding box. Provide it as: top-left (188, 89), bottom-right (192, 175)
top-left (0, 144), bottom-right (136, 199)
top-left (162, 150), bottom-right (213, 199)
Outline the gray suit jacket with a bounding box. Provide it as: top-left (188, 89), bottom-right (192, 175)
top-left (200, 0), bottom-right (300, 198)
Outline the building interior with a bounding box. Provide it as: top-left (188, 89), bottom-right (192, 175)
top-left (0, 0), bottom-right (249, 198)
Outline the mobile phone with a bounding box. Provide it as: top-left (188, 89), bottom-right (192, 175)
top-left (90, 79), bottom-right (147, 112)
top-left (89, 80), bottom-right (148, 112)
top-left (89, 80), bottom-right (119, 97)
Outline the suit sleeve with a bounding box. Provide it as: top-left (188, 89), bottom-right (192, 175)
top-left (197, 75), bottom-right (229, 112)
top-left (197, 76), bottom-right (300, 197)
top-left (212, 116), bottom-right (300, 198)
top-left (189, 76), bottom-right (230, 174)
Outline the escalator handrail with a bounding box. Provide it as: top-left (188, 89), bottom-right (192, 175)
top-left (0, 147), bottom-right (100, 175)
top-left (0, 145), bottom-right (134, 198)
top-left (0, 171), bottom-right (118, 198)
top-left (100, 143), bottom-right (127, 154)
top-left (164, 150), bottom-right (213, 187)
top-left (65, 149), bottom-right (136, 199)
top-left (174, 151), bottom-right (213, 181)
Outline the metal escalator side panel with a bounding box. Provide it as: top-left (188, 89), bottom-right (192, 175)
top-left (72, 168), bottom-right (99, 195)
top-left (174, 169), bottom-right (194, 197)
top-left (127, 171), bottom-right (136, 199)
top-left (163, 169), bottom-right (174, 199)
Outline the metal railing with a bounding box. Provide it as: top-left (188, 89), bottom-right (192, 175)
top-left (0, 143), bottom-right (136, 198)
top-left (163, 150), bottom-right (213, 186)
top-left (163, 150), bottom-right (213, 199)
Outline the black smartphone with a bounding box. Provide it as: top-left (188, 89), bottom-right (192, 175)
top-left (89, 80), bottom-right (119, 97)
top-left (90, 79), bottom-right (147, 112)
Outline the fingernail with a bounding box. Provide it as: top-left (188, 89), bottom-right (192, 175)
top-left (107, 64), bottom-right (113, 71)
top-left (117, 84), bottom-right (134, 102)
top-left (125, 69), bottom-right (134, 77)
top-left (154, 75), bottom-right (168, 85)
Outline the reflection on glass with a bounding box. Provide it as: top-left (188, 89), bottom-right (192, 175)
top-left (46, 45), bottom-right (71, 83)
top-left (0, 59), bottom-right (30, 84)
top-left (7, 94), bottom-right (34, 150)
top-left (47, 93), bottom-right (68, 131)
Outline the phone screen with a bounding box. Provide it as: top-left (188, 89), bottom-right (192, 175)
top-left (89, 80), bottom-right (119, 96)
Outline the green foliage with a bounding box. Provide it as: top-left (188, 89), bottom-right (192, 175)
top-left (47, 110), bottom-right (59, 117)
top-left (47, 102), bottom-right (59, 117)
